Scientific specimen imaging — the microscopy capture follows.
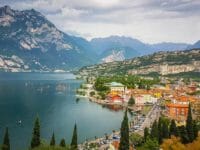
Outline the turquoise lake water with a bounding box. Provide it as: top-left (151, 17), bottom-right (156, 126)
top-left (0, 73), bottom-right (125, 150)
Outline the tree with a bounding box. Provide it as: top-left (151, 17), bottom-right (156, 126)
top-left (50, 133), bottom-right (55, 146)
top-left (142, 137), bottom-right (159, 150)
top-left (193, 120), bottom-right (198, 140)
top-left (2, 127), bottom-right (10, 150)
top-left (144, 127), bottom-right (149, 142)
top-left (119, 109), bottom-right (129, 150)
top-left (71, 124), bottom-right (78, 149)
top-left (31, 117), bottom-right (41, 148)
top-left (186, 104), bottom-right (194, 142)
top-left (130, 133), bottom-right (143, 146)
top-left (89, 91), bottom-right (95, 97)
top-left (162, 121), bottom-right (169, 139)
top-left (158, 117), bottom-right (163, 144)
top-left (59, 139), bottom-right (66, 147)
top-left (150, 120), bottom-right (158, 141)
top-left (161, 136), bottom-right (186, 150)
top-left (128, 96), bottom-right (135, 106)
top-left (178, 125), bottom-right (189, 144)
top-left (170, 119), bottom-right (177, 137)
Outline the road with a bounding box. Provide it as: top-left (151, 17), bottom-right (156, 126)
top-left (136, 103), bottom-right (160, 136)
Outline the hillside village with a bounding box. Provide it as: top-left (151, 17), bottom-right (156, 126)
top-left (76, 75), bottom-right (200, 149)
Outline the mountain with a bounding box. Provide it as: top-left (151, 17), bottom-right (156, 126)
top-left (0, 5), bottom-right (95, 72)
top-left (78, 49), bottom-right (200, 77)
top-left (150, 42), bottom-right (189, 52)
top-left (0, 6), bottom-right (198, 72)
top-left (187, 40), bottom-right (200, 49)
top-left (90, 36), bottom-right (190, 63)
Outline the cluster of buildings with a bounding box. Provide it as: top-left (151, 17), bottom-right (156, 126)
top-left (106, 82), bottom-right (159, 105)
top-left (105, 81), bottom-right (200, 124)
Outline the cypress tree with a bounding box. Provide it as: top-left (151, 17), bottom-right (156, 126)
top-left (50, 133), bottom-right (56, 146)
top-left (170, 119), bottom-right (177, 137)
top-left (144, 127), bottom-right (149, 142)
top-left (31, 117), bottom-right (41, 148)
top-left (178, 125), bottom-right (189, 144)
top-left (128, 96), bottom-right (135, 106)
top-left (2, 127), bottom-right (10, 150)
top-left (186, 103), bottom-right (194, 142)
top-left (158, 117), bottom-right (163, 144)
top-left (193, 120), bottom-right (198, 139)
top-left (71, 124), bottom-right (78, 149)
top-left (59, 139), bottom-right (66, 147)
top-left (150, 120), bottom-right (158, 141)
top-left (162, 121), bottom-right (169, 139)
top-left (119, 109), bottom-right (129, 150)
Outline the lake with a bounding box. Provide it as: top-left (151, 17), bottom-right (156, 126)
top-left (0, 73), bottom-right (126, 150)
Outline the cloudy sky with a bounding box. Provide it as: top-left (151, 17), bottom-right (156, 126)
top-left (1, 0), bottom-right (200, 44)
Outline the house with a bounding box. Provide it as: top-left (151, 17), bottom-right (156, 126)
top-left (109, 95), bottom-right (124, 103)
top-left (134, 94), bottom-right (157, 105)
top-left (165, 95), bottom-right (197, 122)
top-left (106, 82), bottom-right (126, 96)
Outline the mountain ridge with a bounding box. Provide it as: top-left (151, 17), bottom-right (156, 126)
top-left (0, 5), bottom-right (199, 72)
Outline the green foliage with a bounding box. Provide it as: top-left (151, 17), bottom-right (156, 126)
top-left (119, 109), bottom-right (129, 150)
top-left (162, 121), bottom-right (169, 139)
top-left (130, 133), bottom-right (143, 146)
top-left (128, 96), bottom-right (135, 106)
top-left (50, 133), bottom-right (55, 146)
top-left (193, 120), bottom-right (198, 140)
top-left (94, 75), bottom-right (158, 92)
top-left (158, 117), bottom-right (163, 144)
top-left (186, 104), bottom-right (194, 142)
top-left (31, 117), bottom-right (41, 148)
top-left (89, 91), bottom-right (95, 97)
top-left (144, 127), bottom-right (149, 142)
top-left (177, 125), bottom-right (190, 144)
top-left (2, 127), bottom-right (10, 150)
top-left (71, 124), bottom-right (78, 150)
top-left (170, 119), bottom-right (178, 137)
top-left (59, 139), bottom-right (66, 147)
top-left (150, 120), bottom-right (158, 141)
top-left (140, 137), bottom-right (159, 150)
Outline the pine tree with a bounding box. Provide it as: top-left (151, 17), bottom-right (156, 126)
top-left (71, 124), bottom-right (78, 149)
top-left (50, 133), bottom-right (56, 146)
top-left (144, 127), bottom-right (149, 142)
top-left (162, 121), bottom-right (169, 139)
top-left (170, 119), bottom-right (177, 137)
top-left (128, 96), bottom-right (135, 106)
top-left (177, 125), bottom-right (189, 144)
top-left (186, 104), bottom-right (194, 142)
top-left (150, 120), bottom-right (158, 141)
top-left (59, 139), bottom-right (66, 147)
top-left (2, 127), bottom-right (10, 150)
top-left (193, 120), bottom-right (198, 140)
top-left (31, 117), bottom-right (41, 148)
top-left (119, 109), bottom-right (129, 150)
top-left (158, 117), bottom-right (163, 144)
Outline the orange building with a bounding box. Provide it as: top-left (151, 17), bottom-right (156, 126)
top-left (166, 103), bottom-right (188, 122)
top-left (165, 95), bottom-right (198, 122)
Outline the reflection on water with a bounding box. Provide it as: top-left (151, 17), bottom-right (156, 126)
top-left (0, 73), bottom-right (125, 150)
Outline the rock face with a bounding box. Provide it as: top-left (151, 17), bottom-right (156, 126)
top-left (128, 61), bottom-right (200, 75)
top-left (79, 49), bottom-right (200, 76)
top-left (0, 5), bottom-right (95, 72)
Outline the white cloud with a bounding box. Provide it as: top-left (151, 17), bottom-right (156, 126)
top-left (1, 0), bottom-right (200, 43)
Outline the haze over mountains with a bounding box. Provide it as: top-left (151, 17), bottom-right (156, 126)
top-left (0, 5), bottom-right (199, 72)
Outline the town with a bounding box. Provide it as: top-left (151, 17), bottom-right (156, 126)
top-left (77, 75), bottom-right (200, 149)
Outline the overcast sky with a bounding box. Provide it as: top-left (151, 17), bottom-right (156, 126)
top-left (1, 0), bottom-right (200, 44)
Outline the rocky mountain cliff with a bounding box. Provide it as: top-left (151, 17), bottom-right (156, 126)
top-left (79, 49), bottom-right (200, 77)
top-left (0, 6), bottom-right (199, 72)
top-left (0, 5), bottom-right (95, 72)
